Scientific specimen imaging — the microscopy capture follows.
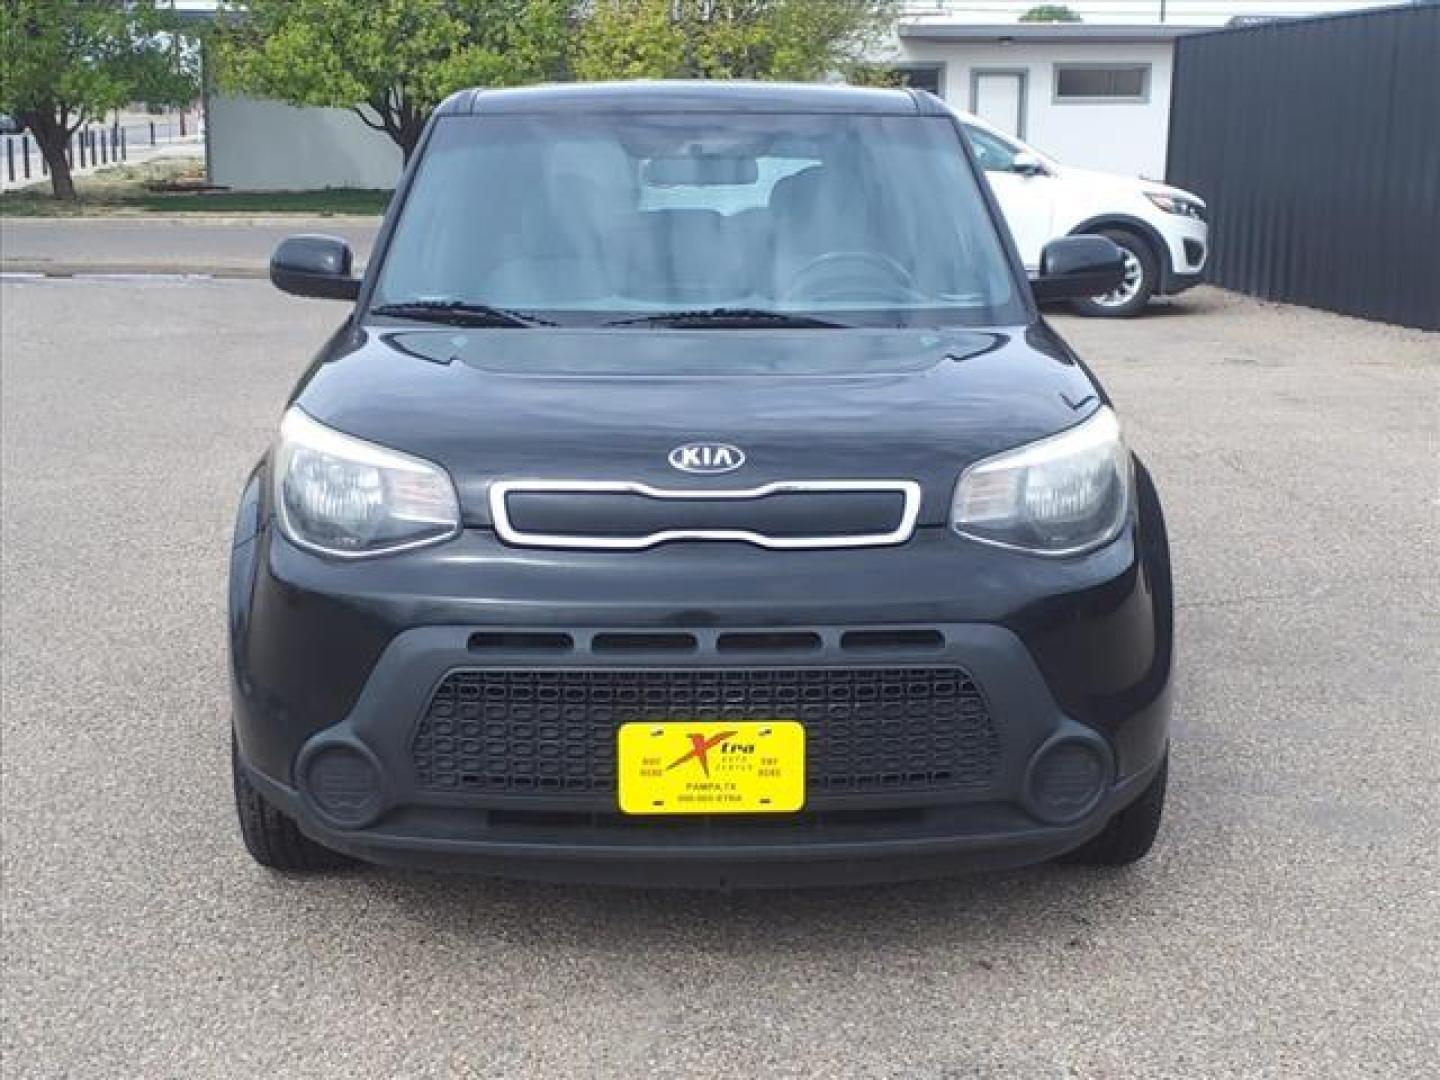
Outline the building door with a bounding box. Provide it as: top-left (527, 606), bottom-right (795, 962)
top-left (971, 71), bottom-right (1027, 138)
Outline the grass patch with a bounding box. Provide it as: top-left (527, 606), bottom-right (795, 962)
top-left (1, 157), bottom-right (389, 217)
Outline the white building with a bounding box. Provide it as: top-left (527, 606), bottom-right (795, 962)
top-left (878, 22), bottom-right (1204, 180)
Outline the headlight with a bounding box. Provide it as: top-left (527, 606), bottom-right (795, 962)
top-left (951, 408), bottom-right (1131, 556)
top-left (1144, 192), bottom-right (1205, 221)
top-left (273, 408), bottom-right (460, 558)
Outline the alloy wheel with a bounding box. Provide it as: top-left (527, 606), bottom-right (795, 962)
top-left (1092, 246), bottom-right (1145, 308)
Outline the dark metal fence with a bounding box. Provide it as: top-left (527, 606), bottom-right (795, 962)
top-left (1167, 4), bottom-right (1440, 330)
top-left (2, 112), bottom-right (196, 188)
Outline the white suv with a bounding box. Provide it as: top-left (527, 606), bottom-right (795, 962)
top-left (959, 113), bottom-right (1209, 317)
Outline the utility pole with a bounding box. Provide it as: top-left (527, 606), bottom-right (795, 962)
top-left (1160, 0), bottom-right (1167, 22)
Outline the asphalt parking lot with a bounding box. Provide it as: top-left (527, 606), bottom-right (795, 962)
top-left (2, 277), bottom-right (1436, 1078)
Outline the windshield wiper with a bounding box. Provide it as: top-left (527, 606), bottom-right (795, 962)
top-left (370, 299), bottom-right (554, 328)
top-left (603, 308), bottom-right (847, 329)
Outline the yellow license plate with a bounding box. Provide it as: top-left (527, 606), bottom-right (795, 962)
top-left (617, 721), bottom-right (805, 815)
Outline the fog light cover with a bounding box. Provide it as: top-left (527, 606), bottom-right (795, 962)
top-left (301, 744), bottom-right (384, 828)
top-left (1026, 737), bottom-right (1109, 824)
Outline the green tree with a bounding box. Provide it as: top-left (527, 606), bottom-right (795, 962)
top-left (573, 0), bottom-right (896, 82)
top-left (0, 0), bottom-right (199, 200)
top-left (213, 0), bottom-right (573, 163)
top-left (574, 0), bottom-right (684, 81)
top-left (1019, 4), bottom-right (1082, 21)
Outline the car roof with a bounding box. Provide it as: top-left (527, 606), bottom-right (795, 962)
top-left (436, 80), bottom-right (945, 117)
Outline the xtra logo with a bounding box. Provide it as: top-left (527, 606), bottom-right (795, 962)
top-left (665, 730), bottom-right (753, 777)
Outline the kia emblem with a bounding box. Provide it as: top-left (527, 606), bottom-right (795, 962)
top-left (668, 442), bottom-right (746, 474)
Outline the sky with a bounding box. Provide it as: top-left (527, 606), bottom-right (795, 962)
top-left (901, 0), bottom-right (1416, 24)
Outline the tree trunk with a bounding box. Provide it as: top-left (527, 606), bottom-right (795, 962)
top-left (22, 109), bottom-right (77, 200)
top-left (354, 93), bottom-right (427, 167)
top-left (396, 116), bottom-right (425, 165)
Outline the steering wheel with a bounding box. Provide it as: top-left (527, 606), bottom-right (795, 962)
top-left (782, 251), bottom-right (916, 303)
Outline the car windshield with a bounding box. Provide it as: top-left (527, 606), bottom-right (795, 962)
top-left (373, 112), bottom-right (1023, 328)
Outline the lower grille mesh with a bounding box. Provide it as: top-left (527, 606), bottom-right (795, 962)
top-left (411, 668), bottom-right (997, 797)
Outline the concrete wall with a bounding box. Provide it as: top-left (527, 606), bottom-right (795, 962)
top-left (892, 40), bottom-right (1175, 179)
top-left (207, 94), bottom-right (402, 191)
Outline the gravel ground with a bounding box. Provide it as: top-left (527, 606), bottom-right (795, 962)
top-left (2, 279), bottom-right (1436, 1078)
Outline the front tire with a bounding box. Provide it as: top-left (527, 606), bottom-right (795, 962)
top-left (1071, 229), bottom-right (1158, 318)
top-left (232, 733), bottom-right (352, 871)
top-left (1064, 753), bottom-right (1168, 866)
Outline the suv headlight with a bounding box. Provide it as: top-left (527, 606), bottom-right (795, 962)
top-left (951, 408), bottom-right (1132, 556)
top-left (1144, 192), bottom-right (1206, 221)
top-left (273, 408), bottom-right (460, 558)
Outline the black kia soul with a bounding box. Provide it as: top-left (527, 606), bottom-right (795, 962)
top-left (230, 82), bottom-right (1173, 887)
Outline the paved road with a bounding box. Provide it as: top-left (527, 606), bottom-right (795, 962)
top-left (2, 278), bottom-right (1436, 1078)
top-left (1, 216), bottom-right (380, 275)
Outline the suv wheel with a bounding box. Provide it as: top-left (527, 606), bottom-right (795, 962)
top-left (232, 733), bottom-right (351, 871)
top-left (1071, 229), bottom-right (1158, 318)
top-left (1063, 753), bottom-right (1167, 866)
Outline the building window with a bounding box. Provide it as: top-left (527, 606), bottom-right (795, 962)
top-left (894, 64), bottom-right (943, 96)
top-left (1054, 64), bottom-right (1150, 103)
top-left (860, 63), bottom-right (944, 97)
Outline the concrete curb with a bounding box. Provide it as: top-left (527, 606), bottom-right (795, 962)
top-left (0, 213), bottom-right (383, 226)
top-left (2, 260), bottom-right (267, 278)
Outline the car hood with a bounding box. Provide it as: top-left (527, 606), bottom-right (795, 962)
top-left (291, 323), bottom-right (1105, 528)
top-left (1054, 165), bottom-right (1206, 207)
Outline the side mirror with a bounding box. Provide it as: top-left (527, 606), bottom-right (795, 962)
top-left (1031, 235), bottom-right (1127, 303)
top-left (1011, 151), bottom-right (1046, 176)
top-left (270, 235), bottom-right (360, 300)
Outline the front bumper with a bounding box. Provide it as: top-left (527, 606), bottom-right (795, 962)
top-left (241, 753), bottom-right (1163, 887)
top-left (1158, 216), bottom-right (1209, 294)
top-left (229, 470), bottom-right (1172, 886)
